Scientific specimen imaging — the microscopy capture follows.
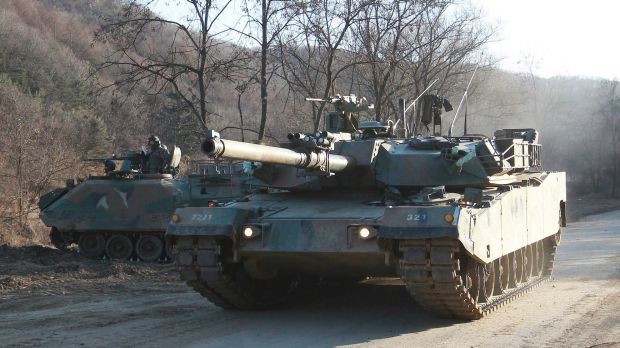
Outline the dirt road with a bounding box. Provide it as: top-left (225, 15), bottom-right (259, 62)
top-left (1, 211), bottom-right (619, 348)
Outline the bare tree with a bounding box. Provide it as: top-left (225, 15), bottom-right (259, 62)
top-left (353, 1), bottom-right (494, 126)
top-left (0, 86), bottom-right (84, 231)
top-left (236, 0), bottom-right (295, 140)
top-left (277, 0), bottom-right (369, 132)
top-left (405, 4), bottom-right (493, 134)
top-left (234, 81), bottom-right (251, 142)
top-left (94, 0), bottom-right (248, 128)
top-left (353, 1), bottom-right (428, 121)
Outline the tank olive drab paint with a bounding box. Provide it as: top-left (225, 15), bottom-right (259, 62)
top-left (166, 96), bottom-right (566, 319)
top-left (39, 145), bottom-right (251, 262)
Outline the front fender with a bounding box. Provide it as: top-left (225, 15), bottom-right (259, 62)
top-left (165, 206), bottom-right (255, 241)
top-left (39, 187), bottom-right (69, 211)
top-left (379, 206), bottom-right (459, 239)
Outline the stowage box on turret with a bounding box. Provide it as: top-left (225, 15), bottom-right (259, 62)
top-left (40, 147), bottom-right (250, 262)
top-left (166, 97), bottom-right (566, 319)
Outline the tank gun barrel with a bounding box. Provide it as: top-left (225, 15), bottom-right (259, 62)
top-left (83, 152), bottom-right (145, 162)
top-left (203, 138), bottom-right (354, 173)
top-left (305, 97), bottom-right (333, 102)
top-left (306, 95), bottom-right (374, 112)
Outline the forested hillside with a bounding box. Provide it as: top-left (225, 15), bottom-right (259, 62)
top-left (0, 0), bottom-right (259, 244)
top-left (467, 70), bottom-right (618, 195)
top-left (0, 0), bottom-right (618, 245)
top-left (0, 0), bottom-right (107, 244)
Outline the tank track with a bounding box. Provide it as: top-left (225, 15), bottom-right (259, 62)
top-left (399, 235), bottom-right (559, 320)
top-left (173, 236), bottom-right (290, 310)
top-left (63, 230), bottom-right (172, 263)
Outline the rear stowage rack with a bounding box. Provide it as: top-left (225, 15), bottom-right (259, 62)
top-left (451, 129), bottom-right (542, 175)
top-left (491, 128), bottom-right (541, 172)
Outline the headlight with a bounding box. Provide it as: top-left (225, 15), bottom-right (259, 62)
top-left (359, 227), bottom-right (371, 239)
top-left (241, 225), bottom-right (261, 239)
top-left (353, 225), bottom-right (377, 240)
top-left (170, 214), bottom-right (181, 223)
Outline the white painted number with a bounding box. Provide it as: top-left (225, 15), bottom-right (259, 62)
top-left (191, 214), bottom-right (212, 221)
top-left (406, 214), bottom-right (425, 221)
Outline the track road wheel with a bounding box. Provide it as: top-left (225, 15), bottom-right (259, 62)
top-left (106, 234), bottom-right (133, 260)
top-left (534, 240), bottom-right (545, 276)
top-left (78, 233), bottom-right (105, 259)
top-left (494, 256), bottom-right (510, 295)
top-left (511, 249), bottom-right (525, 287)
top-left (463, 258), bottom-right (480, 307)
top-left (136, 234), bottom-right (164, 262)
top-left (479, 261), bottom-right (495, 303)
top-left (524, 244), bottom-right (535, 281)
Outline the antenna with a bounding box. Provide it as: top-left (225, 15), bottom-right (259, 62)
top-left (463, 94), bottom-right (468, 135)
top-left (448, 62), bottom-right (480, 137)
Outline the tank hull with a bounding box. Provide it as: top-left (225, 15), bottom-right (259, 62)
top-left (382, 172), bottom-right (567, 262)
top-left (167, 172), bottom-right (565, 316)
top-left (41, 177), bottom-right (187, 233)
top-left (168, 172), bottom-right (565, 269)
top-left (40, 171), bottom-right (249, 262)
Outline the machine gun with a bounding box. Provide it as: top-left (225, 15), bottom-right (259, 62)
top-left (85, 151), bottom-right (146, 176)
top-left (85, 146), bottom-right (182, 177)
top-left (306, 95), bottom-right (374, 133)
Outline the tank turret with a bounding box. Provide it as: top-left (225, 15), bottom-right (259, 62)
top-left (201, 125), bottom-right (542, 191)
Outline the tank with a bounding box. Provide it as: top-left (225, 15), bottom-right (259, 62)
top-left (39, 147), bottom-right (251, 262)
top-left (166, 96), bottom-right (566, 319)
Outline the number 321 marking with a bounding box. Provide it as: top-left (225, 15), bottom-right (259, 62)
top-left (406, 213), bottom-right (426, 222)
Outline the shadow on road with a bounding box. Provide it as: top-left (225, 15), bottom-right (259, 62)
top-left (174, 280), bottom-right (465, 347)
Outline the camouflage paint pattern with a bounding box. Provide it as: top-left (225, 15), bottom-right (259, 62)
top-left (40, 166), bottom-right (252, 254)
top-left (167, 128), bottom-right (566, 277)
top-left (41, 177), bottom-right (188, 233)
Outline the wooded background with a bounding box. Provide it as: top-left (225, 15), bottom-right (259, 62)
top-left (0, 0), bottom-right (618, 244)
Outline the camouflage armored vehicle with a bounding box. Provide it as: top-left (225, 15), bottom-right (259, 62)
top-left (166, 95), bottom-right (566, 319)
top-left (40, 148), bottom-right (250, 262)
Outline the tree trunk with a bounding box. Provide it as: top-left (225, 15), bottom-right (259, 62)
top-left (238, 93), bottom-right (245, 142)
top-left (16, 120), bottom-right (24, 227)
top-left (258, 0), bottom-right (268, 141)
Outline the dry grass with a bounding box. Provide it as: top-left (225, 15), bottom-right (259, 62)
top-left (0, 215), bottom-right (50, 247)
